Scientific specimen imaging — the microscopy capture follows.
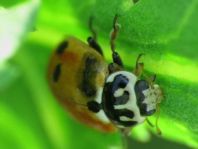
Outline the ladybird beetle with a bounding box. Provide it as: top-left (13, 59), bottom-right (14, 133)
top-left (47, 15), bottom-right (163, 135)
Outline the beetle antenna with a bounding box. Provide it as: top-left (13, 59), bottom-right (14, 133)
top-left (143, 74), bottom-right (156, 88)
top-left (155, 103), bottom-right (162, 135)
top-left (151, 74), bottom-right (157, 82)
top-left (150, 74), bottom-right (156, 88)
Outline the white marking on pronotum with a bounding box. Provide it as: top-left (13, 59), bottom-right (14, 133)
top-left (94, 87), bottom-right (110, 123)
top-left (114, 88), bottom-right (124, 97)
top-left (120, 116), bottom-right (131, 121)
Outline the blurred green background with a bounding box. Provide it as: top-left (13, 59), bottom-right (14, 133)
top-left (0, 0), bottom-right (198, 149)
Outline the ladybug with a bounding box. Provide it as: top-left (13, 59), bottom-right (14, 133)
top-left (47, 15), bottom-right (163, 135)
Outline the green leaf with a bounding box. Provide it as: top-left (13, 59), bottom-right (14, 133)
top-left (0, 64), bottom-right (19, 91)
top-left (0, 0), bottom-right (197, 149)
top-left (0, 0), bottom-right (26, 8)
top-left (0, 103), bottom-right (46, 149)
top-left (0, 0), bottom-right (40, 94)
top-left (0, 0), bottom-right (39, 64)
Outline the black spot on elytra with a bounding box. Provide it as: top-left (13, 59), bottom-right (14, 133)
top-left (56, 40), bottom-right (68, 54)
top-left (87, 101), bottom-right (101, 113)
top-left (53, 64), bottom-right (61, 82)
top-left (80, 55), bottom-right (97, 97)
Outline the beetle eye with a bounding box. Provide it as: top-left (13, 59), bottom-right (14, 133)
top-left (135, 80), bottom-right (156, 116)
top-left (135, 80), bottom-right (149, 95)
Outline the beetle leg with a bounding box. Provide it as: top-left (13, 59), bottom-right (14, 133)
top-left (120, 129), bottom-right (130, 149)
top-left (87, 16), bottom-right (103, 56)
top-left (87, 37), bottom-right (103, 56)
top-left (108, 63), bottom-right (123, 74)
top-left (146, 118), bottom-right (154, 127)
top-left (155, 103), bottom-right (162, 135)
top-left (133, 53), bottom-right (144, 77)
top-left (146, 111), bottom-right (161, 135)
top-left (110, 14), bottom-right (123, 67)
top-left (88, 16), bottom-right (97, 40)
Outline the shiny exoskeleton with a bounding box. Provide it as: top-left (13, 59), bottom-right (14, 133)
top-left (48, 15), bottom-right (163, 134)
